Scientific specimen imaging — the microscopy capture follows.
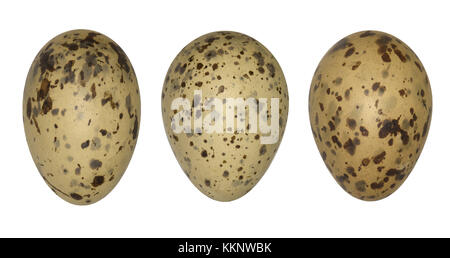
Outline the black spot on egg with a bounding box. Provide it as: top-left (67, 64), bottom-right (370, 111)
top-left (259, 145), bottom-right (267, 156)
top-left (92, 176), bottom-right (104, 187)
top-left (109, 42), bottom-right (130, 73)
top-left (81, 140), bottom-right (90, 149)
top-left (90, 159), bottom-right (102, 170)
top-left (70, 193), bottom-right (82, 200)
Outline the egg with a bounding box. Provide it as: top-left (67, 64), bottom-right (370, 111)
top-left (23, 30), bottom-right (140, 205)
top-left (309, 31), bottom-right (432, 201)
top-left (162, 31), bottom-right (289, 201)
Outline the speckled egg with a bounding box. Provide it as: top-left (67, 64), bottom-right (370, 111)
top-left (162, 31), bottom-right (288, 201)
top-left (23, 30), bottom-right (140, 205)
top-left (309, 31), bottom-right (432, 201)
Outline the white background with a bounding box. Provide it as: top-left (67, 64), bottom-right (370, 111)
top-left (0, 0), bottom-right (448, 237)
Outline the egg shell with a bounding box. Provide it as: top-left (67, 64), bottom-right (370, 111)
top-left (162, 31), bottom-right (289, 201)
top-left (23, 30), bottom-right (140, 205)
top-left (309, 30), bottom-right (432, 201)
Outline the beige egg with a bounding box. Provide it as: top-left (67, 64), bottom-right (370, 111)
top-left (309, 31), bottom-right (432, 201)
top-left (23, 30), bottom-right (140, 205)
top-left (162, 31), bottom-right (289, 201)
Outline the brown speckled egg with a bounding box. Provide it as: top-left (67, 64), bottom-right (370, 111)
top-left (309, 31), bottom-right (432, 201)
top-left (23, 30), bottom-right (140, 205)
top-left (162, 31), bottom-right (289, 201)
